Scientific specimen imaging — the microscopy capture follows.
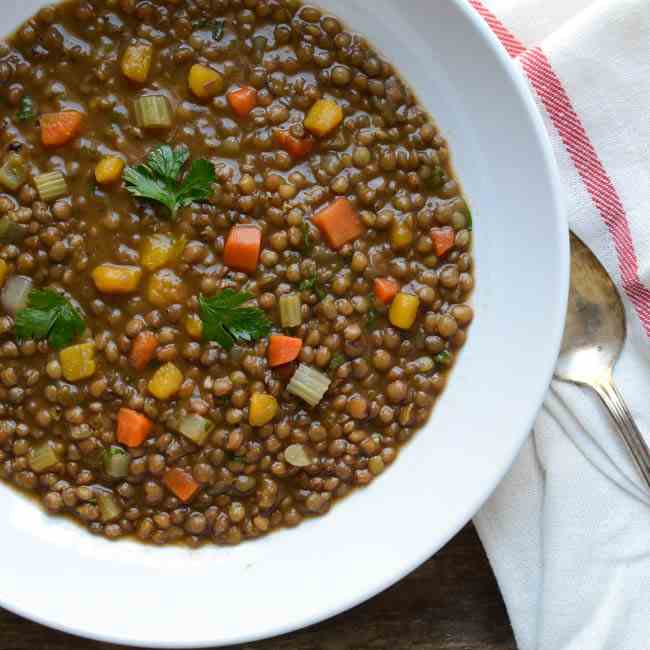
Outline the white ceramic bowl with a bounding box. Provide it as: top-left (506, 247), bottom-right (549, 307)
top-left (0, 0), bottom-right (568, 646)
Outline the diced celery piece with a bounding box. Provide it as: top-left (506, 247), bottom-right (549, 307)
top-left (279, 293), bottom-right (302, 328)
top-left (34, 171), bottom-right (68, 202)
top-left (96, 490), bottom-right (122, 522)
top-left (0, 216), bottom-right (26, 244)
top-left (0, 154), bottom-right (28, 191)
top-left (104, 445), bottom-right (130, 478)
top-left (29, 442), bottom-right (59, 473)
top-left (134, 95), bottom-right (172, 129)
top-left (287, 363), bottom-right (331, 407)
top-left (1, 275), bottom-right (32, 314)
top-left (177, 414), bottom-right (214, 446)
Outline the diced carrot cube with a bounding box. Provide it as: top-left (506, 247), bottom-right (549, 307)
top-left (268, 335), bottom-right (303, 367)
top-left (312, 198), bottom-right (364, 250)
top-left (227, 86), bottom-right (257, 117)
top-left (163, 468), bottom-right (200, 502)
top-left (374, 278), bottom-right (399, 305)
top-left (224, 224), bottom-right (262, 274)
top-left (431, 226), bottom-right (455, 257)
top-left (40, 111), bottom-right (83, 147)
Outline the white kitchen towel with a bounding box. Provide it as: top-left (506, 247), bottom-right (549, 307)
top-left (468, 1), bottom-right (650, 649)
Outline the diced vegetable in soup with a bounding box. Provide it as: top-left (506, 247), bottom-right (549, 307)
top-left (0, 0), bottom-right (473, 547)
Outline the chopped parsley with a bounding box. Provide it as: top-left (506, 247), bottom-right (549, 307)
top-left (17, 96), bottom-right (36, 122)
top-left (15, 289), bottom-right (85, 350)
top-left (199, 289), bottom-right (272, 350)
top-left (365, 300), bottom-right (379, 331)
top-left (329, 352), bottom-right (346, 371)
top-left (427, 165), bottom-right (445, 190)
top-left (123, 145), bottom-right (216, 219)
top-left (301, 220), bottom-right (313, 254)
top-left (299, 274), bottom-right (326, 300)
top-left (435, 350), bottom-right (452, 367)
top-left (193, 18), bottom-right (225, 41)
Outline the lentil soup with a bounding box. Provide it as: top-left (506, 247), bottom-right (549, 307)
top-left (0, 0), bottom-right (474, 547)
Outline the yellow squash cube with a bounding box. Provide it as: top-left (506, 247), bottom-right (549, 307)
top-left (148, 363), bottom-right (183, 400)
top-left (390, 216), bottom-right (414, 250)
top-left (188, 64), bottom-right (224, 99)
top-left (184, 313), bottom-right (203, 340)
top-left (121, 42), bottom-right (153, 83)
top-left (249, 393), bottom-right (278, 427)
top-left (147, 269), bottom-right (187, 307)
top-left (92, 264), bottom-right (142, 294)
top-left (141, 234), bottom-right (187, 271)
top-left (389, 292), bottom-right (420, 330)
top-left (0, 259), bottom-right (8, 287)
top-left (60, 343), bottom-right (96, 382)
top-left (304, 99), bottom-right (343, 137)
top-left (95, 156), bottom-right (125, 185)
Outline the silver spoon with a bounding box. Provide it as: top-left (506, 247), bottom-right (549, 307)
top-left (555, 232), bottom-right (650, 487)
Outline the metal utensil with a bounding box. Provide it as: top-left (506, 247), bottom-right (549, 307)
top-left (555, 232), bottom-right (650, 487)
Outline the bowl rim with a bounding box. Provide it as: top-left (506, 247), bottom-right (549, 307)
top-left (0, 0), bottom-right (569, 646)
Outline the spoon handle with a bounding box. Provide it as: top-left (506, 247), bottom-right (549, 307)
top-left (592, 378), bottom-right (650, 489)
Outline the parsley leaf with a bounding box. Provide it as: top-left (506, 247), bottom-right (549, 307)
top-left (17, 96), bottom-right (36, 122)
top-left (15, 289), bottom-right (85, 350)
top-left (329, 352), bottom-right (346, 371)
top-left (211, 19), bottom-right (225, 41)
top-left (192, 18), bottom-right (225, 41)
top-left (123, 145), bottom-right (216, 218)
top-left (299, 274), bottom-right (326, 300)
top-left (199, 289), bottom-right (272, 350)
top-left (435, 350), bottom-right (452, 367)
top-left (365, 300), bottom-right (379, 331)
top-left (427, 165), bottom-right (446, 190)
top-left (301, 220), bottom-right (313, 254)
top-left (145, 144), bottom-right (189, 183)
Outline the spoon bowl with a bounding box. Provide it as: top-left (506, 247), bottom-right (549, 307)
top-left (555, 232), bottom-right (650, 487)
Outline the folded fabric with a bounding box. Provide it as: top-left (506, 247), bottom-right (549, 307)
top-left (468, 1), bottom-right (650, 649)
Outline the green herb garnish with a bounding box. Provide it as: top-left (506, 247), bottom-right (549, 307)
top-left (193, 18), bottom-right (225, 40)
top-left (123, 145), bottom-right (216, 219)
top-left (301, 220), bottom-right (313, 254)
top-left (365, 300), bottom-right (379, 331)
top-left (211, 19), bottom-right (225, 40)
top-left (435, 350), bottom-right (452, 367)
top-left (299, 274), bottom-right (326, 300)
top-left (199, 289), bottom-right (272, 350)
top-left (329, 353), bottom-right (346, 371)
top-left (17, 96), bottom-right (36, 122)
top-left (427, 165), bottom-right (445, 190)
top-left (15, 289), bottom-right (85, 350)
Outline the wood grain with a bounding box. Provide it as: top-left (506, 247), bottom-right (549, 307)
top-left (0, 524), bottom-right (515, 650)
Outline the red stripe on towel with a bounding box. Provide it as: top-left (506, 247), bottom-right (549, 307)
top-left (468, 0), bottom-right (650, 334)
top-left (468, 0), bottom-right (526, 57)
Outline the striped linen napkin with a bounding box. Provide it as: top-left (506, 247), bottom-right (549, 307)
top-left (469, 1), bottom-right (650, 649)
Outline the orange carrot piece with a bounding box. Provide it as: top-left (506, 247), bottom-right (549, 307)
top-left (163, 468), bottom-right (200, 502)
top-left (268, 334), bottom-right (303, 367)
top-left (117, 408), bottom-right (153, 448)
top-left (224, 224), bottom-right (262, 274)
top-left (374, 278), bottom-right (399, 305)
top-left (227, 86), bottom-right (257, 117)
top-left (129, 330), bottom-right (158, 371)
top-left (40, 111), bottom-right (83, 147)
top-left (274, 129), bottom-right (315, 160)
top-left (312, 198), bottom-right (364, 250)
top-left (431, 226), bottom-right (455, 257)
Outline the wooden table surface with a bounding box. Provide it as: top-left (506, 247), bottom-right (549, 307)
top-left (0, 524), bottom-right (515, 650)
